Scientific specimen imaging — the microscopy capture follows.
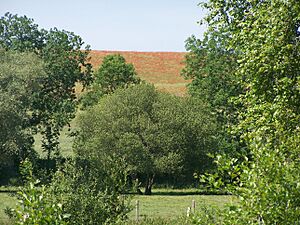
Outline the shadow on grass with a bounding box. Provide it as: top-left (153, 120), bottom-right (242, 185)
top-left (0, 190), bottom-right (16, 193)
top-left (150, 190), bottom-right (228, 196)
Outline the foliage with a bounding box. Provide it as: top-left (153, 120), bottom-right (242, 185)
top-left (7, 182), bottom-right (68, 225)
top-left (49, 158), bottom-right (131, 225)
top-left (74, 84), bottom-right (217, 195)
top-left (0, 12), bottom-right (93, 159)
top-left (182, 29), bottom-right (243, 156)
top-left (82, 54), bottom-right (141, 107)
top-left (186, 205), bottom-right (222, 225)
top-left (6, 159), bottom-right (69, 224)
top-left (7, 158), bottom-right (131, 225)
top-left (0, 50), bottom-right (44, 178)
top-left (182, 31), bottom-right (239, 125)
top-left (196, 0), bottom-right (300, 224)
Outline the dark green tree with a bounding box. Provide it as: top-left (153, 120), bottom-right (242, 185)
top-left (82, 54), bottom-right (141, 107)
top-left (0, 13), bottom-right (93, 159)
top-left (75, 84), bottom-right (217, 195)
top-left (0, 50), bottom-right (45, 178)
top-left (182, 30), bottom-right (243, 156)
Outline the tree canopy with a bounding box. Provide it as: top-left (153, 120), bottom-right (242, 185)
top-left (182, 29), bottom-right (243, 156)
top-left (75, 84), bottom-right (217, 194)
top-left (0, 50), bottom-right (45, 175)
top-left (0, 12), bottom-right (93, 159)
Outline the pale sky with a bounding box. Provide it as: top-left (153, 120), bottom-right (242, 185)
top-left (0, 0), bottom-right (207, 52)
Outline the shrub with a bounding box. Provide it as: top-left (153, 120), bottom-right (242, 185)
top-left (7, 158), bottom-right (131, 225)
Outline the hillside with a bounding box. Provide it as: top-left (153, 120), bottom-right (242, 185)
top-left (88, 50), bottom-right (189, 96)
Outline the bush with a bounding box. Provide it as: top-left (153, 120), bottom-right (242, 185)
top-left (6, 159), bottom-right (68, 224)
top-left (7, 158), bottom-right (131, 225)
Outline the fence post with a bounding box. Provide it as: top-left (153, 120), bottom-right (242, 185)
top-left (136, 200), bottom-right (140, 221)
top-left (192, 199), bottom-right (196, 214)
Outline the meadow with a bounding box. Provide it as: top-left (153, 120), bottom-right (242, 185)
top-left (128, 189), bottom-right (233, 220)
top-left (0, 187), bottom-right (234, 224)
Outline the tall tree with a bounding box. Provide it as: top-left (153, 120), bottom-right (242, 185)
top-left (182, 30), bottom-right (243, 155)
top-left (0, 13), bottom-right (93, 159)
top-left (0, 50), bottom-right (45, 177)
top-left (198, 0), bottom-right (300, 223)
top-left (75, 84), bottom-right (217, 195)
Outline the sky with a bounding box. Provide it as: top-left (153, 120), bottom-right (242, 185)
top-left (0, 0), bottom-right (207, 52)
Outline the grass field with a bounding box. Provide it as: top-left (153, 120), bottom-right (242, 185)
top-left (0, 188), bottom-right (234, 224)
top-left (34, 126), bottom-right (75, 158)
top-left (129, 189), bottom-right (234, 221)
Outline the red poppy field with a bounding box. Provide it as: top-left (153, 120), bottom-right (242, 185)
top-left (88, 50), bottom-right (190, 96)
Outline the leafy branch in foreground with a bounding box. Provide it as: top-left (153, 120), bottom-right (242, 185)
top-left (6, 158), bottom-right (131, 224)
top-left (195, 0), bottom-right (300, 224)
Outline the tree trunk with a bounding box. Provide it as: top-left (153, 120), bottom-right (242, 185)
top-left (137, 188), bottom-right (143, 195)
top-left (144, 174), bottom-right (155, 195)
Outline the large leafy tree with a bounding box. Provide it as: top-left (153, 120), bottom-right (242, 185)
top-left (182, 30), bottom-right (243, 155)
top-left (182, 31), bottom-right (240, 125)
top-left (0, 13), bottom-right (92, 159)
top-left (198, 0), bottom-right (300, 223)
top-left (82, 54), bottom-right (141, 107)
top-left (74, 84), bottom-right (217, 195)
top-left (0, 50), bottom-right (45, 177)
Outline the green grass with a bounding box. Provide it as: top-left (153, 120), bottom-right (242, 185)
top-left (34, 124), bottom-right (75, 158)
top-left (128, 188), bottom-right (235, 222)
top-left (0, 191), bottom-right (16, 225)
top-left (0, 188), bottom-right (234, 224)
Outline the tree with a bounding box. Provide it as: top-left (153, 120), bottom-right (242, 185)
top-left (182, 30), bottom-right (243, 156)
top-left (0, 50), bottom-right (45, 179)
top-left (81, 54), bottom-right (141, 107)
top-left (197, 0), bottom-right (300, 223)
top-left (182, 31), bottom-right (240, 125)
top-left (0, 12), bottom-right (92, 159)
top-left (74, 84), bottom-right (217, 195)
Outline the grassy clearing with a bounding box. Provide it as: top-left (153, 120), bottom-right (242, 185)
top-left (128, 188), bottom-right (234, 222)
top-left (34, 123), bottom-right (75, 158)
top-left (0, 188), bottom-right (234, 224)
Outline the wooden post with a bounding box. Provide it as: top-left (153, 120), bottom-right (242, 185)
top-left (136, 200), bottom-right (140, 221)
top-left (192, 199), bottom-right (196, 214)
